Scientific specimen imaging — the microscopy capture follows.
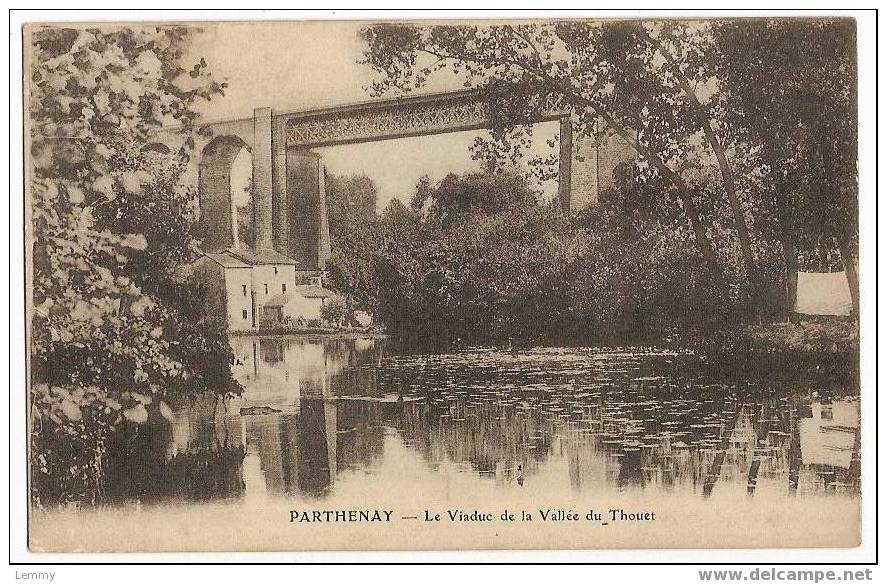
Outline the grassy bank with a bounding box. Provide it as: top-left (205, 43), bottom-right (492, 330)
top-left (702, 318), bottom-right (859, 388)
top-left (230, 325), bottom-right (382, 336)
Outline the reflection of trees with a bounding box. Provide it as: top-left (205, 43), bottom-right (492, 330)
top-left (289, 354), bottom-right (859, 497)
top-left (336, 401), bottom-right (386, 471)
top-left (191, 337), bottom-right (389, 499)
top-left (349, 397), bottom-right (553, 483)
top-left (297, 399), bottom-right (337, 496)
top-left (240, 403), bottom-right (337, 498)
top-left (329, 363), bottom-right (381, 399)
top-left (384, 377), bottom-right (860, 497)
top-left (164, 441), bottom-right (246, 501)
top-left (90, 341), bottom-right (863, 505)
top-left (104, 418), bottom-right (245, 503)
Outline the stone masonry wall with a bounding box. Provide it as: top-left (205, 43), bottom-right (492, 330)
top-left (198, 148), bottom-right (237, 252)
top-left (252, 107), bottom-right (274, 251)
top-left (568, 128), bottom-right (637, 213)
top-left (286, 150), bottom-right (322, 269)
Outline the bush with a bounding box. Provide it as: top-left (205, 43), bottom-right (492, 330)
top-left (332, 170), bottom-right (794, 349)
top-left (702, 319), bottom-right (859, 386)
top-left (320, 296), bottom-right (347, 326)
top-left (564, 218), bottom-right (729, 344)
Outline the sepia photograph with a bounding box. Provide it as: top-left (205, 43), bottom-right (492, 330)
top-left (17, 10), bottom-right (871, 557)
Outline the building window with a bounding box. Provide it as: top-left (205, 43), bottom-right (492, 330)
top-left (264, 283), bottom-right (269, 295)
top-left (282, 283), bottom-right (287, 293)
top-left (241, 284), bottom-right (247, 296)
top-left (242, 310), bottom-right (248, 320)
top-left (274, 266), bottom-right (278, 275)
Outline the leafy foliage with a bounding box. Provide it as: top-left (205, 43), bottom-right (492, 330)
top-left (360, 21), bottom-right (757, 292)
top-left (331, 170), bottom-right (733, 348)
top-left (29, 25), bottom-right (239, 506)
top-left (320, 296), bottom-right (347, 326)
top-left (360, 19), bottom-right (859, 320)
top-left (236, 177), bottom-right (255, 249)
top-left (325, 173), bottom-right (383, 311)
top-left (712, 19), bottom-right (858, 313)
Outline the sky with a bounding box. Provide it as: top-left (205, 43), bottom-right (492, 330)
top-left (185, 21), bottom-right (559, 211)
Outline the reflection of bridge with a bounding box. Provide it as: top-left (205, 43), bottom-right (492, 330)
top-left (158, 89), bottom-right (635, 270)
top-left (160, 339), bottom-right (860, 501)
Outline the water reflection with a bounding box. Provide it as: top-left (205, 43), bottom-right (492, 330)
top-left (104, 337), bottom-right (860, 504)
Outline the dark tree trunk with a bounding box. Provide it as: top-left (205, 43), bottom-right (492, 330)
top-left (782, 234), bottom-right (799, 323)
top-left (776, 190), bottom-right (799, 323)
top-left (655, 40), bottom-right (758, 289)
top-left (837, 236), bottom-right (859, 319)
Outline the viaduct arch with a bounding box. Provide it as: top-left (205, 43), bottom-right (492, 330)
top-left (199, 135), bottom-right (251, 252)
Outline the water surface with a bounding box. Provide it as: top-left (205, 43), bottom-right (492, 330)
top-left (31, 336), bottom-right (861, 551)
top-left (106, 336), bottom-right (860, 503)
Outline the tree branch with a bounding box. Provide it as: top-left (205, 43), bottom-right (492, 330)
top-left (649, 32), bottom-right (757, 281)
top-left (410, 37), bottom-right (726, 286)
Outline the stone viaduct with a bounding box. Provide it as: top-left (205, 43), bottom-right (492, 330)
top-left (159, 89), bottom-right (635, 271)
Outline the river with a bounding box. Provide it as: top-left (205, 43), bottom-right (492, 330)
top-left (30, 335), bottom-right (861, 551)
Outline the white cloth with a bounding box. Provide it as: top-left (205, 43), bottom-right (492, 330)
top-left (794, 271), bottom-right (853, 316)
top-left (799, 401), bottom-right (859, 469)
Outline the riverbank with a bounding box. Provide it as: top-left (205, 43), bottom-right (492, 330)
top-left (229, 320), bottom-right (858, 389)
top-left (230, 327), bottom-right (387, 340)
top-left (701, 318), bottom-right (859, 387)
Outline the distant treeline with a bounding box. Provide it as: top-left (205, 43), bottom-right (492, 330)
top-left (326, 170), bottom-right (791, 349)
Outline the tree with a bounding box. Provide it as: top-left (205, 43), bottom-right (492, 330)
top-left (28, 25), bottom-right (237, 504)
top-left (320, 296), bottom-right (347, 326)
top-left (360, 21), bottom-right (761, 300)
top-left (324, 173), bottom-right (381, 312)
top-left (326, 173), bottom-right (378, 240)
top-left (364, 172), bottom-right (567, 345)
top-left (415, 170), bottom-right (537, 227)
top-left (713, 19), bottom-right (858, 318)
top-left (236, 177), bottom-right (255, 248)
top-left (324, 167), bottom-right (733, 347)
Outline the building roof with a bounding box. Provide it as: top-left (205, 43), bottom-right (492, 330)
top-left (199, 245), bottom-right (301, 269)
top-left (293, 284), bottom-right (337, 299)
top-left (264, 292), bottom-right (293, 308)
top-left (202, 251), bottom-right (251, 269)
top-left (263, 286), bottom-right (337, 309)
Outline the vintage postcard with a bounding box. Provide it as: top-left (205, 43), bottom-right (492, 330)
top-left (23, 15), bottom-right (862, 553)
